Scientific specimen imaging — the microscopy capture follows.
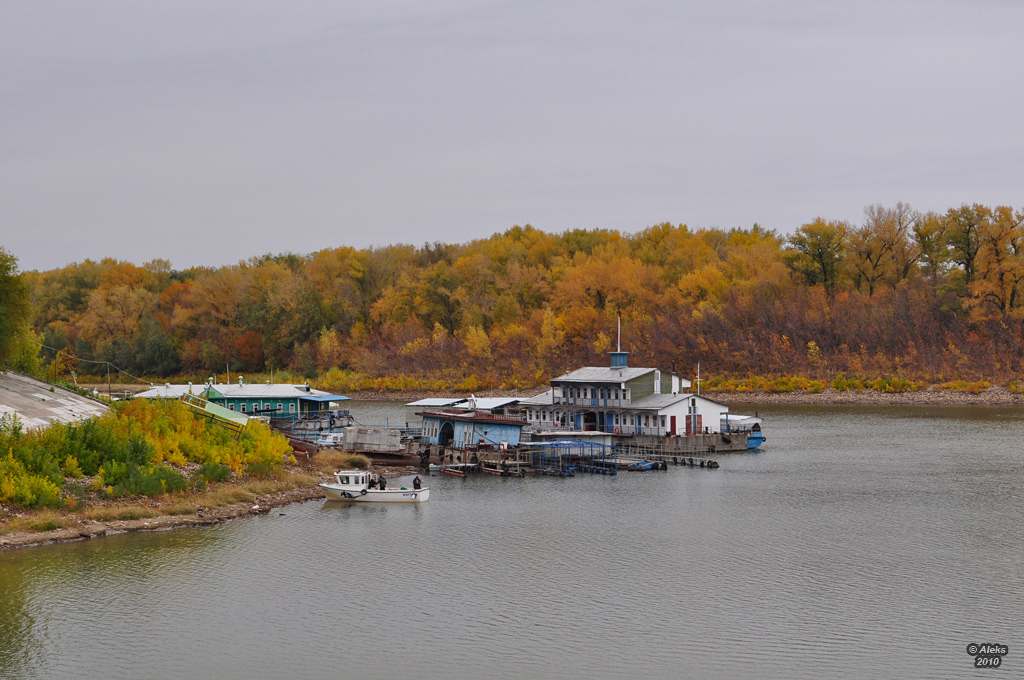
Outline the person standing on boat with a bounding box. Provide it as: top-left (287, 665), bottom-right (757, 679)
top-left (413, 476), bottom-right (422, 490)
top-left (378, 475), bottom-right (387, 490)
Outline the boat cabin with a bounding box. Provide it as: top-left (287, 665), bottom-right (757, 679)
top-left (333, 470), bottom-right (375, 487)
top-left (721, 414), bottom-right (762, 433)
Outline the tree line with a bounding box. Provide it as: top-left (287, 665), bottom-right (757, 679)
top-left (5, 201), bottom-right (1024, 389)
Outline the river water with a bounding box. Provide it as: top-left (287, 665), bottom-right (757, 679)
top-left (1, 403), bottom-right (1021, 679)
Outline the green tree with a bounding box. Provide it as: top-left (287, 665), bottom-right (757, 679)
top-left (0, 247), bottom-right (33, 370)
top-left (942, 203), bottom-right (986, 290)
top-left (783, 218), bottom-right (849, 292)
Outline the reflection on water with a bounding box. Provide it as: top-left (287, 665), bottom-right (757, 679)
top-left (1, 403), bottom-right (1022, 679)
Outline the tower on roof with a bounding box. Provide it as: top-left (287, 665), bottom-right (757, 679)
top-left (609, 311), bottom-right (629, 368)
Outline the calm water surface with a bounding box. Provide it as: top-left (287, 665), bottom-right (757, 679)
top-left (1, 403), bottom-right (1022, 679)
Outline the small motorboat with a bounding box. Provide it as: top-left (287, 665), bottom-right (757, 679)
top-left (319, 470), bottom-right (429, 503)
top-left (626, 460), bottom-right (657, 471)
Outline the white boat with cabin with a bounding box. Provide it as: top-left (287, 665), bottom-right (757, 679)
top-left (319, 470), bottom-right (429, 503)
top-left (720, 414), bottom-right (765, 448)
top-left (315, 431), bottom-right (344, 447)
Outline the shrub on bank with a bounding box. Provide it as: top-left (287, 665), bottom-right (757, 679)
top-left (937, 380), bottom-right (991, 394)
top-left (198, 462), bottom-right (232, 483)
top-left (312, 450), bottom-right (370, 473)
top-left (0, 452), bottom-right (64, 509)
top-left (706, 373), bottom-right (944, 394)
top-left (0, 399), bottom-right (292, 509)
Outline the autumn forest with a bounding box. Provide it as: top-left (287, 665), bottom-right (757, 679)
top-left (7, 201), bottom-right (1024, 392)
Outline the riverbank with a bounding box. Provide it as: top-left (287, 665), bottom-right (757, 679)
top-left (0, 464), bottom-right (420, 552)
top-left (78, 383), bottom-right (1023, 405)
top-left (341, 385), bottom-right (1024, 405)
top-left (704, 385), bottom-right (1023, 405)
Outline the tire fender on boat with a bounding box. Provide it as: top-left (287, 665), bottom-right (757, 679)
top-left (360, 489), bottom-right (368, 496)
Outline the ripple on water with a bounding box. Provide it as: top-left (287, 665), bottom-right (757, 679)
top-left (1, 404), bottom-right (1022, 679)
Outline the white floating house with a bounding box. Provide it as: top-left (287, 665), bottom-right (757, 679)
top-left (520, 351), bottom-right (728, 436)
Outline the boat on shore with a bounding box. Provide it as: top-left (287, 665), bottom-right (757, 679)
top-left (319, 470), bottom-right (429, 503)
top-left (315, 432), bottom-right (344, 447)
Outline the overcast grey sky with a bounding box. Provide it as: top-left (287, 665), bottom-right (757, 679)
top-left (2, 0), bottom-right (1022, 271)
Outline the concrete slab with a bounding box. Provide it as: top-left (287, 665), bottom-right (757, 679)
top-left (0, 371), bottom-right (109, 430)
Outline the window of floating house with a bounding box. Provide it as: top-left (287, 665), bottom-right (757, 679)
top-left (660, 416), bottom-right (666, 428)
top-left (240, 403), bottom-right (247, 412)
top-left (289, 403), bottom-right (296, 413)
top-left (277, 403), bottom-right (283, 411)
top-left (644, 415), bottom-right (649, 426)
top-left (228, 404), bottom-right (235, 410)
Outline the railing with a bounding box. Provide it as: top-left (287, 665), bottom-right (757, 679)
top-left (532, 422), bottom-right (669, 436)
top-left (554, 397), bottom-right (632, 408)
top-left (615, 440), bottom-right (716, 459)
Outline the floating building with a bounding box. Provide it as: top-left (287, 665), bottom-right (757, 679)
top-left (404, 396), bottom-right (524, 427)
top-left (520, 350), bottom-right (730, 437)
top-left (418, 410), bottom-right (528, 450)
top-left (134, 378), bottom-right (349, 417)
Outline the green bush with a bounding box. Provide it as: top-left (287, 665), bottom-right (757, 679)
top-left (243, 460), bottom-right (280, 479)
top-left (29, 520), bottom-right (59, 532)
top-left (118, 465), bottom-right (188, 497)
top-left (0, 398), bottom-right (302, 507)
top-left (0, 453), bottom-right (64, 509)
top-left (198, 462), bottom-right (232, 483)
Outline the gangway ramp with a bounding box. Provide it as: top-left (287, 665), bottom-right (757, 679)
top-left (181, 393), bottom-right (249, 436)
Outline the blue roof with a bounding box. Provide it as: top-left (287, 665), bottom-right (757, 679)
top-left (519, 439), bottom-right (614, 448)
top-left (298, 394), bottom-right (350, 402)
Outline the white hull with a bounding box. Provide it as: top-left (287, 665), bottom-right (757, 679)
top-left (319, 483), bottom-right (429, 503)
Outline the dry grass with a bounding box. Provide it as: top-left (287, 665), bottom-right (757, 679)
top-left (82, 506), bottom-right (160, 522)
top-left (0, 510), bottom-right (81, 535)
top-left (189, 472), bottom-right (319, 508)
top-left (196, 486), bottom-right (257, 508)
top-left (312, 450), bottom-right (370, 473)
top-left (164, 504), bottom-right (198, 516)
top-left (0, 469), bottom-right (320, 533)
